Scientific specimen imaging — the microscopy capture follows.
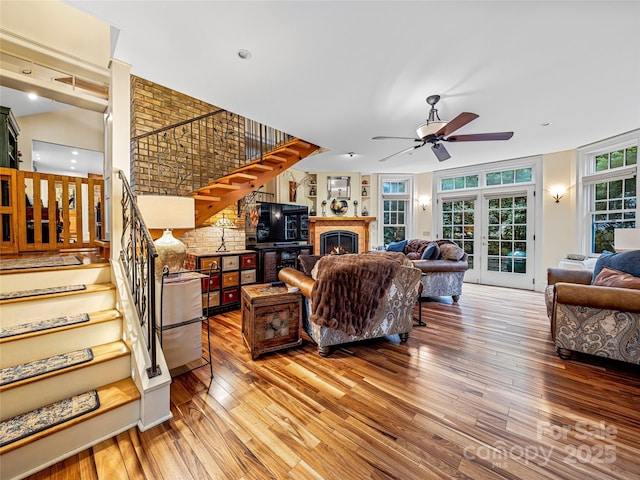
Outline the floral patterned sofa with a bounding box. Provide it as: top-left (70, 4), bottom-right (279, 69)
top-left (546, 249), bottom-right (640, 364)
top-left (278, 252), bottom-right (422, 356)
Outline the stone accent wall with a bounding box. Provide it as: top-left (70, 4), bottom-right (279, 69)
top-left (130, 76), bottom-right (247, 252)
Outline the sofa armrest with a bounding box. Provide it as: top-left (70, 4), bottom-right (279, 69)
top-left (547, 268), bottom-right (592, 286)
top-left (412, 259), bottom-right (468, 273)
top-left (278, 267), bottom-right (314, 298)
top-left (555, 282), bottom-right (640, 312)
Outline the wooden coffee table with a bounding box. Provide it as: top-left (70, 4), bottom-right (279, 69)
top-left (241, 284), bottom-right (303, 360)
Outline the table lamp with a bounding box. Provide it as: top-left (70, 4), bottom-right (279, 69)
top-left (215, 213), bottom-right (236, 251)
top-left (137, 195), bottom-right (195, 275)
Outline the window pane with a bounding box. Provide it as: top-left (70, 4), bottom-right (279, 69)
top-left (487, 172), bottom-right (501, 185)
top-left (502, 170), bottom-right (515, 184)
top-left (609, 180), bottom-right (623, 198)
top-left (465, 175), bottom-right (479, 188)
top-left (442, 178), bottom-right (454, 191)
top-left (454, 177), bottom-right (465, 189)
top-left (624, 177), bottom-right (637, 197)
top-left (501, 197), bottom-right (513, 209)
top-left (515, 168), bottom-right (532, 183)
top-left (595, 154), bottom-right (609, 172)
top-left (610, 150), bottom-right (624, 169)
top-left (442, 201), bottom-right (452, 212)
top-left (627, 146), bottom-right (637, 166)
top-left (595, 183), bottom-right (607, 200)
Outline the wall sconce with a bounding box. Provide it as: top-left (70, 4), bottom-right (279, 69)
top-left (549, 186), bottom-right (566, 203)
top-left (419, 196), bottom-right (430, 210)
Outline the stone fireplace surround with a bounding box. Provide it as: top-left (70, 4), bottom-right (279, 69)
top-left (309, 217), bottom-right (376, 254)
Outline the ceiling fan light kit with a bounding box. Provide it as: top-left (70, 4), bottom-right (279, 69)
top-left (374, 94), bottom-right (514, 163)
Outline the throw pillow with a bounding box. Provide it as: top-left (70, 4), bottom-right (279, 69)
top-left (421, 241), bottom-right (440, 260)
top-left (439, 243), bottom-right (464, 261)
top-left (298, 255), bottom-right (322, 276)
top-left (592, 249), bottom-right (640, 283)
top-left (593, 266), bottom-right (640, 290)
top-left (386, 239), bottom-right (408, 252)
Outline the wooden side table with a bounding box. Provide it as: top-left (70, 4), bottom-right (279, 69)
top-left (241, 284), bottom-right (302, 360)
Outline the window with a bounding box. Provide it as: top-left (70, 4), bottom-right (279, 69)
top-left (379, 176), bottom-right (412, 246)
top-left (579, 132), bottom-right (638, 255)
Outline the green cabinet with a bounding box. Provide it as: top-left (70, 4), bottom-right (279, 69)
top-left (0, 107), bottom-right (20, 169)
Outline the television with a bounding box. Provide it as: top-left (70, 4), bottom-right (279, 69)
top-left (245, 201), bottom-right (309, 247)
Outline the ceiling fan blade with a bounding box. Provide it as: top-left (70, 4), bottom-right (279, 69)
top-left (431, 143), bottom-right (451, 162)
top-left (436, 112), bottom-right (479, 137)
top-left (379, 144), bottom-right (423, 162)
top-left (446, 132), bottom-right (514, 142)
top-left (373, 136), bottom-right (422, 141)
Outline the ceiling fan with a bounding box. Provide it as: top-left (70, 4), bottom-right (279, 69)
top-left (373, 94), bottom-right (514, 162)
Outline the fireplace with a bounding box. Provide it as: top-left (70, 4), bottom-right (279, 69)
top-left (309, 216), bottom-right (375, 253)
top-left (320, 230), bottom-right (358, 255)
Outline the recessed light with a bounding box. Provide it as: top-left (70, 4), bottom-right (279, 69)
top-left (70, 166), bottom-right (76, 170)
top-left (72, 151), bottom-right (78, 155)
top-left (71, 159), bottom-right (77, 164)
top-left (347, 152), bottom-right (355, 158)
top-left (27, 93), bottom-right (38, 101)
top-left (540, 121), bottom-right (552, 127)
top-left (237, 49), bottom-right (252, 60)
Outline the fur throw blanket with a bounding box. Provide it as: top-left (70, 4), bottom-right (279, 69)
top-left (310, 252), bottom-right (404, 335)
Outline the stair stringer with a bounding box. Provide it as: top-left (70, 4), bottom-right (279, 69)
top-left (112, 257), bottom-right (173, 431)
top-left (193, 138), bottom-right (321, 226)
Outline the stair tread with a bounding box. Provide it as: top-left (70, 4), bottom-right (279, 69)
top-left (197, 183), bottom-right (240, 193)
top-left (191, 194), bottom-right (222, 202)
top-left (0, 283), bottom-right (115, 305)
top-left (0, 260), bottom-right (109, 275)
top-left (0, 309), bottom-right (121, 344)
top-left (217, 173), bottom-right (258, 184)
top-left (0, 340), bottom-right (130, 391)
top-left (0, 378), bottom-right (140, 454)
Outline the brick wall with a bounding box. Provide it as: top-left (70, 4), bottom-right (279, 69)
top-left (130, 76), bottom-right (247, 252)
top-left (130, 76), bottom-right (245, 196)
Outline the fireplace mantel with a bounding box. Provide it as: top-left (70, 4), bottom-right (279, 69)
top-left (309, 216), bottom-right (376, 253)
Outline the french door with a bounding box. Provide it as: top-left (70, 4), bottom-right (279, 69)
top-left (439, 186), bottom-right (535, 289)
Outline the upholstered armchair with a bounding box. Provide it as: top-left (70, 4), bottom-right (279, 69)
top-left (278, 253), bottom-right (422, 356)
top-left (546, 267), bottom-right (640, 364)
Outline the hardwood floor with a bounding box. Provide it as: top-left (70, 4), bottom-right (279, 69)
top-left (27, 283), bottom-right (640, 480)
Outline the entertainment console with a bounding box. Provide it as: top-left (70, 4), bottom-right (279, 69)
top-left (250, 244), bottom-right (314, 283)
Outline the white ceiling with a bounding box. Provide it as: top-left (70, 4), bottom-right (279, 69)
top-left (63, 1), bottom-right (640, 174)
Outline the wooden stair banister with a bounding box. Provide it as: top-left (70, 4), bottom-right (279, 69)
top-left (192, 137), bottom-right (320, 226)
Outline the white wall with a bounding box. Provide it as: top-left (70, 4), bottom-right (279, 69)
top-left (16, 108), bottom-right (105, 172)
top-left (539, 149), bottom-right (577, 288)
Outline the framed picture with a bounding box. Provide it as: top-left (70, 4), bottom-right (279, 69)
top-left (327, 176), bottom-right (351, 200)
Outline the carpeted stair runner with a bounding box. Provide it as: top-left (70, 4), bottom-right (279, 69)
top-left (0, 284), bottom-right (86, 301)
top-left (0, 390), bottom-right (100, 447)
top-left (0, 348), bottom-right (94, 386)
top-left (0, 255), bottom-right (81, 271)
top-left (0, 313), bottom-right (90, 338)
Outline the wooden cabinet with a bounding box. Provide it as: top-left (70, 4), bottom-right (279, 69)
top-left (186, 250), bottom-right (258, 314)
top-left (251, 244), bottom-right (314, 283)
top-left (241, 284), bottom-right (302, 360)
top-left (0, 107), bottom-right (20, 169)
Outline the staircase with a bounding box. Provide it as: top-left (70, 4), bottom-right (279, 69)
top-left (0, 257), bottom-right (140, 480)
top-left (192, 138), bottom-right (320, 225)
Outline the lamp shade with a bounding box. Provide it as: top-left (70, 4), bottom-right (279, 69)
top-left (136, 195), bottom-right (195, 275)
top-left (137, 195), bottom-right (195, 230)
top-left (214, 214), bottom-right (236, 229)
top-left (614, 228), bottom-right (640, 252)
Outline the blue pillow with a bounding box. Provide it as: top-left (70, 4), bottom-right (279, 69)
top-left (386, 239), bottom-right (407, 252)
top-left (421, 241), bottom-right (440, 260)
top-left (592, 250), bottom-right (640, 283)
